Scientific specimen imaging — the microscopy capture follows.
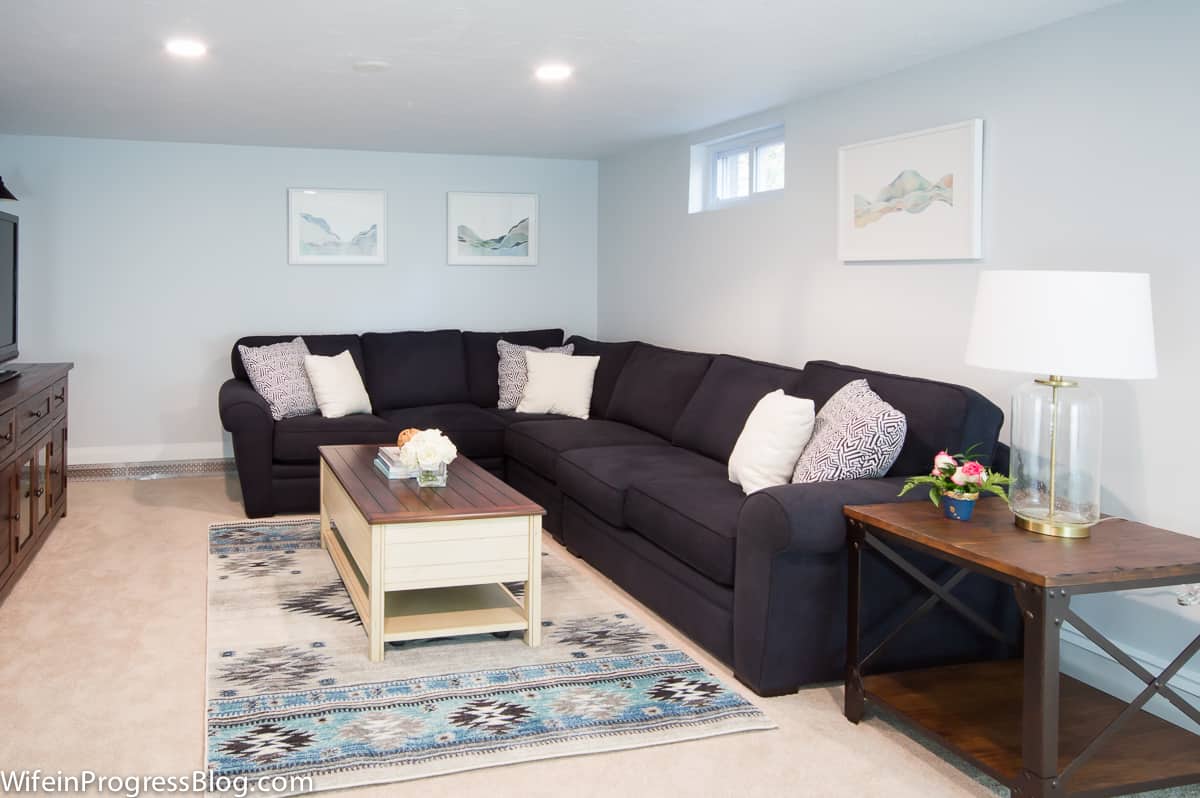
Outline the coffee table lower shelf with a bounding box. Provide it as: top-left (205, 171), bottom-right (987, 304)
top-left (325, 520), bottom-right (530, 645)
top-left (864, 660), bottom-right (1200, 797)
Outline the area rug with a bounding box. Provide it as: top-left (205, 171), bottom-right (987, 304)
top-left (206, 519), bottom-right (773, 793)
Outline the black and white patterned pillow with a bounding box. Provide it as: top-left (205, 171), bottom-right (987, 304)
top-left (791, 379), bottom-right (907, 483)
top-left (496, 340), bottom-right (574, 409)
top-left (237, 337), bottom-right (319, 421)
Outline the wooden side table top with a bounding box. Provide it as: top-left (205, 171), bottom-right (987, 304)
top-left (319, 444), bottom-right (544, 525)
top-left (844, 499), bottom-right (1200, 589)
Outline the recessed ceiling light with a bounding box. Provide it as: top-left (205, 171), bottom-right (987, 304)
top-left (352, 59), bottom-right (392, 74)
top-left (535, 63), bottom-right (573, 82)
top-left (165, 38), bottom-right (207, 58)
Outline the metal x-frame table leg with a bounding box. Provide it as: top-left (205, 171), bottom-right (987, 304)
top-left (845, 523), bottom-right (1014, 723)
top-left (1013, 582), bottom-right (1200, 797)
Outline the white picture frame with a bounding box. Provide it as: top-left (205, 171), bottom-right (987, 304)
top-left (837, 119), bottom-right (983, 262)
top-left (288, 188), bottom-right (387, 265)
top-left (447, 192), bottom-right (538, 266)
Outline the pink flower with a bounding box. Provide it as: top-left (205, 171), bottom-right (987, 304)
top-left (952, 461), bottom-right (986, 486)
top-left (932, 450), bottom-right (957, 475)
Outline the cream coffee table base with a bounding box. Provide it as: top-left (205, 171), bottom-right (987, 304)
top-left (318, 448), bottom-right (544, 662)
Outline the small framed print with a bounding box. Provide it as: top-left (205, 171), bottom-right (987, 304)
top-left (288, 188), bottom-right (386, 265)
top-left (447, 192), bottom-right (537, 266)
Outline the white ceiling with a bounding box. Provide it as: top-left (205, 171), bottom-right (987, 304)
top-left (0, 0), bottom-right (1119, 159)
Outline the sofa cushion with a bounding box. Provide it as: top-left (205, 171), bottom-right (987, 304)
top-left (273, 413), bottom-right (393, 463)
top-left (497, 340), bottom-right (575, 409)
top-left (377, 403), bottom-right (508, 460)
top-left (505, 419), bottom-right (669, 479)
top-left (672, 354), bottom-right (804, 462)
top-left (564, 336), bottom-right (638, 419)
top-left (237, 337), bottom-right (319, 421)
top-left (791, 379), bottom-right (907, 483)
top-left (463, 329), bottom-right (564, 407)
top-left (625, 477), bottom-right (746, 587)
top-left (796, 361), bottom-right (1004, 478)
top-left (232, 334), bottom-right (364, 382)
top-left (606, 344), bottom-right (713, 439)
top-left (361, 330), bottom-right (470, 411)
top-left (487, 408), bottom-right (570, 425)
top-left (556, 445), bottom-right (726, 528)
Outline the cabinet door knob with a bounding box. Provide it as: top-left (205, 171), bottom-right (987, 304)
top-left (34, 488), bottom-right (45, 498)
top-left (13, 512), bottom-right (20, 521)
top-left (54, 391), bottom-right (65, 403)
top-left (0, 431), bottom-right (11, 442)
top-left (29, 409), bottom-right (44, 419)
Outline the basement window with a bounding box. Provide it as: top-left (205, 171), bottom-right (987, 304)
top-left (690, 125), bottom-right (785, 213)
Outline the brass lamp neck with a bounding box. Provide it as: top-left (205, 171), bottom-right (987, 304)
top-left (1035, 375), bottom-right (1078, 388)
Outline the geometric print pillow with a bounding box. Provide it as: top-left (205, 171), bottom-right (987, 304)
top-left (496, 339), bottom-right (574, 409)
top-left (791, 379), bottom-right (907, 483)
top-left (237, 337), bottom-right (319, 421)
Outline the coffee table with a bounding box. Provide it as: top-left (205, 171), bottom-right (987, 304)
top-left (318, 444), bottom-right (545, 662)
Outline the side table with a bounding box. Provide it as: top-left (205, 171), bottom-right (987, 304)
top-left (844, 499), bottom-right (1200, 797)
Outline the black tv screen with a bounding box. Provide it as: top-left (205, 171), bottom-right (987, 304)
top-left (0, 211), bottom-right (16, 363)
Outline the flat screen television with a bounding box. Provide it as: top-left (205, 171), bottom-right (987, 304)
top-left (0, 211), bottom-right (17, 378)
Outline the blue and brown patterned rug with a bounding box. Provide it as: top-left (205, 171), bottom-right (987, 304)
top-left (206, 519), bottom-right (773, 793)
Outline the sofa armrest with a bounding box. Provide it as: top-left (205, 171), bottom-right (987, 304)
top-left (738, 476), bottom-right (921, 558)
top-left (218, 378), bottom-right (276, 517)
top-left (219, 378), bottom-right (272, 431)
top-left (732, 476), bottom-right (926, 695)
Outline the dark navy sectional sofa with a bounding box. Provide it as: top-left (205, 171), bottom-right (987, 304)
top-left (219, 328), bottom-right (1019, 695)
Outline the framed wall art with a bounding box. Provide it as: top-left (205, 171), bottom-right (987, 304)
top-left (837, 119), bottom-right (982, 262)
top-left (447, 192), bottom-right (538, 266)
top-left (288, 188), bottom-right (387, 265)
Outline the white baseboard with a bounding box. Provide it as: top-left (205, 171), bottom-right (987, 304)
top-left (1061, 619), bottom-right (1200, 734)
top-left (68, 441), bottom-right (230, 465)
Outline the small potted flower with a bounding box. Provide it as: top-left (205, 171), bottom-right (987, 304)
top-left (398, 428), bottom-right (458, 488)
top-left (898, 446), bottom-right (1010, 521)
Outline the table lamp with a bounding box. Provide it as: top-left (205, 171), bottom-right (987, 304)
top-left (965, 271), bottom-right (1157, 538)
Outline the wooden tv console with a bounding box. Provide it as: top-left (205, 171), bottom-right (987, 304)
top-left (0, 363), bottom-right (72, 604)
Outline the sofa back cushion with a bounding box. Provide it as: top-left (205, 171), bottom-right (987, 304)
top-left (232, 334), bottom-right (364, 382)
top-left (606, 343), bottom-right (713, 439)
top-left (564, 335), bottom-right (638, 419)
top-left (463, 329), bottom-right (565, 407)
top-left (672, 354), bottom-right (805, 463)
top-left (796, 360), bottom-right (1003, 477)
top-left (360, 330), bottom-right (470, 411)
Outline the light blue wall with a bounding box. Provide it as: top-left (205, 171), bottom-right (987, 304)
top-left (0, 136), bottom-right (598, 463)
top-left (598, 0), bottom-right (1200, 726)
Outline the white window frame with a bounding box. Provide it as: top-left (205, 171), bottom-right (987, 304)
top-left (703, 126), bottom-right (785, 211)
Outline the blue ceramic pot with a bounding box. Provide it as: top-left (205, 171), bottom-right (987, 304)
top-left (941, 493), bottom-right (978, 521)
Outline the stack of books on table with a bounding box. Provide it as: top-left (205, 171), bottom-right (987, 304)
top-left (375, 446), bottom-right (415, 479)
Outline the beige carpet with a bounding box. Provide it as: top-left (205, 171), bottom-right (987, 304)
top-left (0, 475), bottom-right (1184, 796)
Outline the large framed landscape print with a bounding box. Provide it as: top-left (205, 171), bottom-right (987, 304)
top-left (837, 119), bottom-right (983, 262)
top-left (447, 192), bottom-right (538, 266)
top-left (288, 188), bottom-right (387, 265)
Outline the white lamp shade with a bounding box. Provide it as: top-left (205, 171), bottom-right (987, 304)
top-left (965, 270), bottom-right (1157, 379)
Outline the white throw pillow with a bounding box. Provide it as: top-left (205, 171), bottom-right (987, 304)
top-left (728, 390), bottom-right (816, 495)
top-left (496, 339), bottom-right (575, 409)
top-left (516, 351), bottom-right (600, 419)
top-left (303, 350), bottom-right (373, 418)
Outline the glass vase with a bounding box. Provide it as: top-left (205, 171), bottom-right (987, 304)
top-left (417, 460), bottom-right (448, 488)
top-left (1009, 377), bottom-right (1102, 536)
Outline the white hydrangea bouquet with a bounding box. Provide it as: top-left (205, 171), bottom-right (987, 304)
top-left (398, 428), bottom-right (458, 487)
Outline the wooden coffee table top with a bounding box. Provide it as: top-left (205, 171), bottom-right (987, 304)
top-left (319, 444), bottom-right (544, 525)
top-left (844, 499), bottom-right (1200, 589)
